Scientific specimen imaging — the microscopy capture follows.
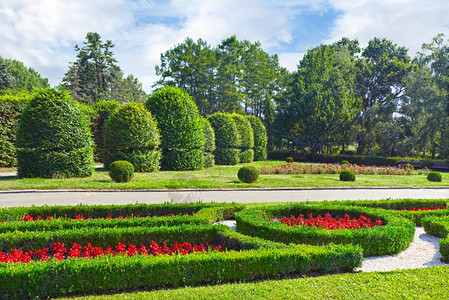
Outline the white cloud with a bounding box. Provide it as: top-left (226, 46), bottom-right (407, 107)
top-left (325, 0), bottom-right (449, 56)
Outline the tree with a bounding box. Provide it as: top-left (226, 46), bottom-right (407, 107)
top-left (62, 32), bottom-right (146, 104)
top-left (0, 55), bottom-right (49, 92)
top-left (355, 37), bottom-right (412, 155)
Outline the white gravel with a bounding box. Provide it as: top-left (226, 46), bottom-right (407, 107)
top-left (214, 221), bottom-right (449, 272)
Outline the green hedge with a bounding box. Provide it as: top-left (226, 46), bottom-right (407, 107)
top-left (231, 114), bottom-right (254, 150)
top-left (247, 116), bottom-right (267, 161)
top-left (326, 199), bottom-right (449, 226)
top-left (421, 216), bottom-right (449, 262)
top-left (214, 148), bottom-right (240, 165)
top-left (239, 149), bottom-right (254, 163)
top-left (16, 89), bottom-right (94, 178)
top-left (162, 148), bottom-right (205, 171)
top-left (102, 102), bottom-right (161, 171)
top-left (202, 118), bottom-right (215, 167)
top-left (0, 225), bottom-right (362, 298)
top-left (0, 92), bottom-right (32, 167)
top-left (208, 112), bottom-right (240, 165)
top-left (235, 204), bottom-right (415, 256)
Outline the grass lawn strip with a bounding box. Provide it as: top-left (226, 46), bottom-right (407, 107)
top-left (61, 266), bottom-right (449, 300)
top-left (1, 161), bottom-right (449, 190)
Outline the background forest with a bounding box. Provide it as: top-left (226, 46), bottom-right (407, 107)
top-left (1, 32), bottom-right (449, 159)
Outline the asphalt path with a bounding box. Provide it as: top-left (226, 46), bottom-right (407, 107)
top-left (0, 187), bottom-right (448, 208)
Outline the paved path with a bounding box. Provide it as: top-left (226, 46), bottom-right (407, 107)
top-left (0, 187), bottom-right (448, 207)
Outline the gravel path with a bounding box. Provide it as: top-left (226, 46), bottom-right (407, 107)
top-left (214, 221), bottom-right (448, 272)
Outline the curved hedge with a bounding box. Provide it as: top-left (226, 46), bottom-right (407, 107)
top-left (145, 86), bottom-right (205, 170)
top-left (103, 102), bottom-right (161, 171)
top-left (16, 88), bottom-right (93, 178)
top-left (0, 92), bottom-right (32, 167)
top-left (235, 204), bottom-right (415, 256)
top-left (208, 112), bottom-right (240, 165)
top-left (247, 115), bottom-right (267, 161)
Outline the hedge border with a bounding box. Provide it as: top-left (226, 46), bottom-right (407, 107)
top-left (235, 204), bottom-right (415, 256)
top-left (0, 225), bottom-right (362, 298)
top-left (421, 216), bottom-right (449, 262)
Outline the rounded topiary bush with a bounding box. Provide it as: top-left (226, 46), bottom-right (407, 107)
top-left (145, 86), bottom-right (205, 170)
top-left (341, 160), bottom-right (349, 165)
top-left (286, 157), bottom-right (293, 163)
top-left (16, 88), bottom-right (94, 178)
top-left (208, 112), bottom-right (240, 165)
top-left (103, 102), bottom-right (161, 172)
top-left (202, 118), bottom-right (215, 168)
top-left (109, 160), bottom-right (134, 182)
top-left (340, 170), bottom-right (356, 181)
top-left (238, 165), bottom-right (260, 183)
top-left (247, 115), bottom-right (267, 161)
top-left (231, 114), bottom-right (254, 149)
top-left (427, 171), bottom-right (442, 182)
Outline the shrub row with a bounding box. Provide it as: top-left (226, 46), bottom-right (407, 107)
top-left (421, 216), bottom-right (449, 262)
top-left (324, 199), bottom-right (449, 226)
top-left (235, 204), bottom-right (415, 256)
top-left (0, 223), bottom-right (362, 298)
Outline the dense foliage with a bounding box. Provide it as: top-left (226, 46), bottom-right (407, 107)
top-left (247, 115), bottom-right (267, 161)
top-left (237, 166), bottom-right (260, 183)
top-left (145, 86), bottom-right (205, 170)
top-left (102, 102), bottom-right (161, 171)
top-left (231, 113), bottom-right (254, 163)
top-left (15, 88), bottom-right (94, 178)
top-left (202, 118), bottom-right (216, 167)
top-left (340, 170), bottom-right (356, 181)
top-left (109, 160), bottom-right (134, 182)
top-left (207, 112), bottom-right (240, 165)
top-left (0, 55), bottom-right (49, 91)
top-left (427, 171), bottom-right (442, 182)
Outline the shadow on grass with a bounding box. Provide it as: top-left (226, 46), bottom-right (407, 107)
top-left (0, 176), bottom-right (18, 181)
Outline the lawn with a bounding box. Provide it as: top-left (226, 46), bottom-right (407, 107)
top-left (0, 161), bottom-right (448, 190)
top-left (65, 266), bottom-right (449, 299)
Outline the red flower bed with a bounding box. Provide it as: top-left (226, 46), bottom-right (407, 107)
top-left (271, 213), bottom-right (383, 230)
top-left (398, 205), bottom-right (446, 212)
top-left (19, 213), bottom-right (195, 222)
top-left (0, 241), bottom-right (224, 264)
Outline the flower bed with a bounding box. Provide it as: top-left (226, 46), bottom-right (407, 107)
top-left (398, 206), bottom-right (446, 212)
top-left (273, 213), bottom-right (383, 229)
top-left (259, 163), bottom-right (425, 175)
top-left (0, 240), bottom-right (224, 264)
top-left (0, 222), bottom-right (362, 298)
top-left (236, 204), bottom-right (415, 256)
top-left (21, 213), bottom-right (194, 222)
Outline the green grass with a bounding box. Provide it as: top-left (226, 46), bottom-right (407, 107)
top-left (65, 266), bottom-right (449, 299)
top-left (0, 161), bottom-right (448, 190)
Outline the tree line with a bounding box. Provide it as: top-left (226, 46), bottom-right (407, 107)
top-left (1, 32), bottom-right (448, 159)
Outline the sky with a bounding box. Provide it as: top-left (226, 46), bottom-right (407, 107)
top-left (1, 0), bottom-right (449, 92)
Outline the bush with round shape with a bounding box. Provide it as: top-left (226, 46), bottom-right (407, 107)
top-left (145, 86), bottom-right (205, 170)
top-left (103, 102), bottom-right (161, 172)
top-left (231, 113), bottom-right (254, 149)
top-left (427, 171), bottom-right (442, 182)
top-left (109, 160), bottom-right (134, 182)
top-left (286, 157), bottom-right (293, 163)
top-left (340, 170), bottom-right (356, 181)
top-left (247, 115), bottom-right (267, 161)
top-left (16, 88), bottom-right (94, 178)
top-left (202, 118), bottom-right (215, 168)
top-left (238, 166), bottom-right (260, 183)
top-left (235, 204), bottom-right (415, 256)
top-left (208, 112), bottom-right (240, 165)
top-left (341, 160), bottom-right (349, 165)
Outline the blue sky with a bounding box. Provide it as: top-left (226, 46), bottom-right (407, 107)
top-left (1, 0), bottom-right (449, 92)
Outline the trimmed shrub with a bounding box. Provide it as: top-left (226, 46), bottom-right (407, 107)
top-left (238, 166), bottom-right (260, 183)
top-left (231, 114), bottom-right (254, 150)
top-left (162, 148), bottom-right (205, 171)
top-left (214, 148), bottom-right (240, 165)
top-left (427, 171), bottom-right (442, 182)
top-left (239, 149), bottom-right (254, 163)
top-left (235, 204), bottom-right (415, 256)
top-left (422, 216), bottom-right (449, 261)
top-left (208, 112), bottom-right (240, 165)
top-left (340, 170), bottom-right (356, 181)
top-left (109, 160), bottom-right (134, 182)
top-left (247, 115), bottom-right (267, 161)
top-left (341, 160), bottom-right (349, 165)
top-left (286, 157), bottom-right (293, 163)
top-left (103, 102), bottom-right (161, 171)
top-left (202, 118), bottom-right (215, 168)
top-left (16, 88), bottom-right (94, 178)
top-left (91, 100), bottom-right (122, 162)
top-left (0, 92), bottom-right (32, 167)
top-left (145, 86), bottom-right (205, 170)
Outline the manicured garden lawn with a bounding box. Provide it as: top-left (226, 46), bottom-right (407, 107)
top-left (65, 266), bottom-right (449, 299)
top-left (0, 161), bottom-right (448, 190)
